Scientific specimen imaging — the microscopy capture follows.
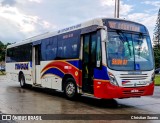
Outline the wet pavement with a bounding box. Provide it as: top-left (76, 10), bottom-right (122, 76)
top-left (0, 75), bottom-right (160, 123)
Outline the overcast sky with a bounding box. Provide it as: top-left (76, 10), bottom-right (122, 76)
top-left (0, 0), bottom-right (159, 44)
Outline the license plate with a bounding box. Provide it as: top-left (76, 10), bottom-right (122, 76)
top-left (131, 89), bottom-right (139, 93)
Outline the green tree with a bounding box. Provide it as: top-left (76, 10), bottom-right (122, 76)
top-left (0, 41), bottom-right (10, 62)
top-left (154, 44), bottom-right (160, 69)
top-left (153, 8), bottom-right (160, 69)
top-left (0, 41), bottom-right (5, 61)
top-left (153, 8), bottom-right (160, 46)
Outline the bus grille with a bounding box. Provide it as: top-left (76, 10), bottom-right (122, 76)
top-left (120, 74), bottom-right (148, 80)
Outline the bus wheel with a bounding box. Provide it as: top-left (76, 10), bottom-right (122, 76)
top-left (64, 78), bottom-right (77, 99)
top-left (20, 74), bottom-right (26, 88)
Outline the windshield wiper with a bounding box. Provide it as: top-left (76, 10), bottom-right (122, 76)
top-left (116, 30), bottom-right (132, 56)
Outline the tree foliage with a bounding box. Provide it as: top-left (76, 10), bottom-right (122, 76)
top-left (153, 8), bottom-right (160, 46)
top-left (153, 8), bottom-right (160, 69)
top-left (0, 41), bottom-right (11, 62)
top-left (154, 44), bottom-right (160, 69)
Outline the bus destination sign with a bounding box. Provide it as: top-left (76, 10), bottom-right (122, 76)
top-left (108, 21), bottom-right (141, 32)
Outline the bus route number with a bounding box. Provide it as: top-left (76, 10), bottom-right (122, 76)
top-left (112, 59), bottom-right (128, 65)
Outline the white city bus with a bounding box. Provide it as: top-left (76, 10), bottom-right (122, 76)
top-left (6, 18), bottom-right (154, 99)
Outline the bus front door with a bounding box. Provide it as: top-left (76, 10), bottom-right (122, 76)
top-left (82, 32), bottom-right (97, 94)
top-left (32, 45), bottom-right (41, 86)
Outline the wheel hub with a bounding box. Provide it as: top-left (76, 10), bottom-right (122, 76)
top-left (66, 83), bottom-right (75, 96)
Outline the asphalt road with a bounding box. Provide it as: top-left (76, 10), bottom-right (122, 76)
top-left (0, 75), bottom-right (160, 123)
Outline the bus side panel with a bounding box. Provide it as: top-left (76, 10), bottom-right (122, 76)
top-left (41, 61), bottom-right (62, 90)
top-left (65, 60), bottom-right (82, 88)
top-left (6, 62), bottom-right (33, 85)
top-left (41, 59), bottom-right (82, 90)
top-left (6, 63), bottom-right (19, 82)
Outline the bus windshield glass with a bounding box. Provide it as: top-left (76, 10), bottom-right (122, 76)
top-left (106, 31), bottom-right (154, 71)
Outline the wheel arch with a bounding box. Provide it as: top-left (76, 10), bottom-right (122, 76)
top-left (62, 74), bottom-right (77, 91)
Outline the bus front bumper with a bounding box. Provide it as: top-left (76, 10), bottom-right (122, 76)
top-left (94, 80), bottom-right (154, 99)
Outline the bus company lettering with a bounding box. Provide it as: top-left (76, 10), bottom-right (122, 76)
top-left (15, 63), bottom-right (29, 70)
top-left (58, 24), bottom-right (81, 33)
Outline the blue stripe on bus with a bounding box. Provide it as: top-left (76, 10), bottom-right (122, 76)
top-left (67, 60), bottom-right (82, 70)
top-left (42, 68), bottom-right (64, 78)
top-left (94, 66), bottom-right (110, 80)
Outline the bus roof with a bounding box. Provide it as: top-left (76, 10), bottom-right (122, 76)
top-left (7, 18), bottom-right (145, 48)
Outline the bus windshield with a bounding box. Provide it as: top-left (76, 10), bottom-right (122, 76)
top-left (106, 31), bottom-right (154, 71)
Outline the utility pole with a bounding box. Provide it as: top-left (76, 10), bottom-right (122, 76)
top-left (114, 0), bottom-right (120, 18)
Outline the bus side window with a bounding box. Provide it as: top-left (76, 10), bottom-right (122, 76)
top-left (35, 45), bottom-right (41, 65)
top-left (41, 37), bottom-right (57, 61)
top-left (57, 37), bottom-right (79, 59)
top-left (6, 44), bottom-right (32, 63)
top-left (57, 40), bottom-right (63, 59)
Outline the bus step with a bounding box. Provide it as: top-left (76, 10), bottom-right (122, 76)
top-left (33, 83), bottom-right (42, 87)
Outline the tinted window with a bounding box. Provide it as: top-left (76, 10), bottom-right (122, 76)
top-left (57, 37), bottom-right (80, 59)
top-left (41, 37), bottom-right (57, 61)
top-left (96, 37), bottom-right (102, 64)
top-left (91, 33), bottom-right (97, 65)
top-left (6, 43), bottom-right (32, 63)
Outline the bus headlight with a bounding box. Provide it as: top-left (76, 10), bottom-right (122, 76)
top-left (108, 73), bottom-right (119, 86)
top-left (146, 73), bottom-right (155, 85)
top-left (151, 72), bottom-right (155, 82)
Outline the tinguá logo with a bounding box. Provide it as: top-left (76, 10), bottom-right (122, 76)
top-left (15, 63), bottom-right (29, 70)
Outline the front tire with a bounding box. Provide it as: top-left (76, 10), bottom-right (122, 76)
top-left (64, 78), bottom-right (77, 99)
top-left (20, 74), bottom-right (26, 88)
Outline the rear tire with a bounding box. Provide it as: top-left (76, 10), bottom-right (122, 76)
top-left (64, 78), bottom-right (77, 99)
top-left (20, 74), bottom-right (26, 88)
